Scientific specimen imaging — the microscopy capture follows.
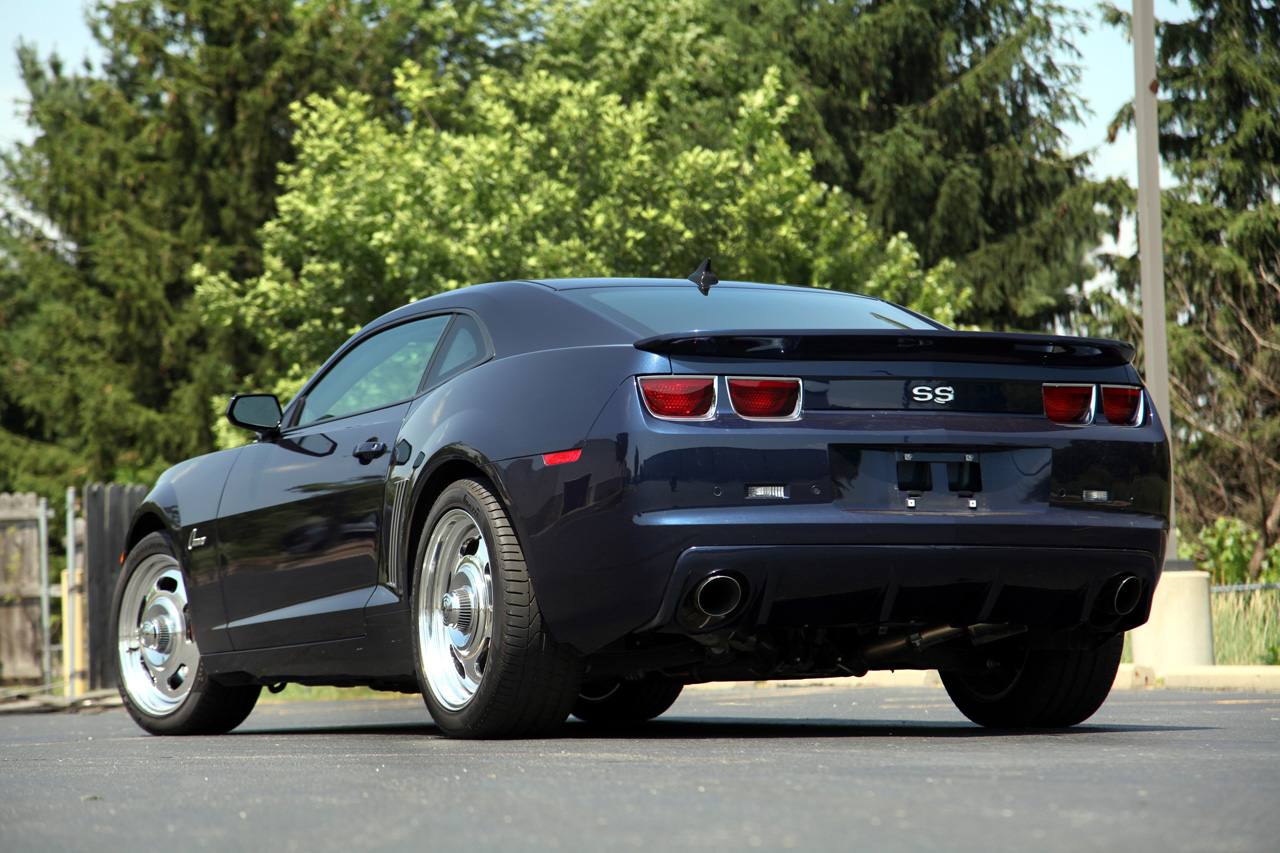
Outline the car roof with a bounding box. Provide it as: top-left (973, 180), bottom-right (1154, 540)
top-left (363, 276), bottom-right (916, 361)
top-left (521, 277), bottom-right (865, 295)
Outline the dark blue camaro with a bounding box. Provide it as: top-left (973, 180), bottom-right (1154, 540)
top-left (113, 273), bottom-right (1169, 737)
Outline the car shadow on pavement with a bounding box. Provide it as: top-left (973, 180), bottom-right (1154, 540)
top-left (232, 717), bottom-right (1208, 739)
top-left (559, 718), bottom-right (1209, 739)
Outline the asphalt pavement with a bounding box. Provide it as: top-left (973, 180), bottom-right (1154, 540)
top-left (2, 685), bottom-right (1277, 852)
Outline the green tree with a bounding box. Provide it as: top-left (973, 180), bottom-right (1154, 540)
top-left (537, 0), bottom-right (1126, 330)
top-left (197, 65), bottom-right (965, 394)
top-left (0, 0), bottom-right (533, 494)
top-left (1095, 0), bottom-right (1280, 578)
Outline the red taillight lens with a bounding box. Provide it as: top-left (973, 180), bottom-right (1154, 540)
top-left (638, 376), bottom-right (716, 419)
top-left (1043, 384), bottom-right (1094, 424)
top-left (1101, 386), bottom-right (1143, 426)
top-left (727, 378), bottom-right (801, 419)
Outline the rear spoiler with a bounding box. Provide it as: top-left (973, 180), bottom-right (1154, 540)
top-left (633, 329), bottom-right (1136, 367)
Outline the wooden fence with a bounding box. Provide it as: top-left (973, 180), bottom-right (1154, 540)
top-left (0, 493), bottom-right (44, 684)
top-left (1, 485), bottom-right (148, 689)
top-left (84, 483), bottom-right (148, 690)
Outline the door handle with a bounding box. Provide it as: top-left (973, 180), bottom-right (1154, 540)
top-left (353, 440), bottom-right (389, 463)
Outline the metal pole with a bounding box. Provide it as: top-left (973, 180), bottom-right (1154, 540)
top-left (1128, 0), bottom-right (1212, 675)
top-left (1133, 0), bottom-right (1178, 560)
top-left (38, 497), bottom-right (51, 687)
top-left (65, 487), bottom-right (76, 696)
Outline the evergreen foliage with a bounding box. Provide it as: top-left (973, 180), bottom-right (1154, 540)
top-left (0, 0), bottom-right (532, 494)
top-left (197, 65), bottom-right (965, 401)
top-left (1095, 0), bottom-right (1280, 578)
top-left (537, 0), bottom-right (1128, 329)
top-left (8, 0), bottom-right (1244, 519)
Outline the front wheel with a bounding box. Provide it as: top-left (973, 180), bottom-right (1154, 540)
top-left (113, 532), bottom-right (260, 735)
top-left (940, 633), bottom-right (1124, 728)
top-left (412, 478), bottom-right (582, 738)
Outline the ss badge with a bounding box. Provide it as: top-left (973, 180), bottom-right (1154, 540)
top-left (911, 384), bottom-right (956, 404)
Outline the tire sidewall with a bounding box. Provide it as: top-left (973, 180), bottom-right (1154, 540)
top-left (411, 479), bottom-right (512, 737)
top-left (112, 531), bottom-right (217, 735)
top-left (942, 634), bottom-right (1123, 728)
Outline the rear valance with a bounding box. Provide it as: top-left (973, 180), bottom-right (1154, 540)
top-left (633, 330), bottom-right (1136, 367)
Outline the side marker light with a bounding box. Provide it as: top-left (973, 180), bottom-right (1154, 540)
top-left (542, 449), bottom-right (582, 466)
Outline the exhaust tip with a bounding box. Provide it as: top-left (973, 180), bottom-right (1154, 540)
top-left (1095, 574), bottom-right (1142, 619)
top-left (1110, 575), bottom-right (1141, 616)
top-left (694, 574), bottom-right (743, 618)
top-left (680, 573), bottom-right (746, 630)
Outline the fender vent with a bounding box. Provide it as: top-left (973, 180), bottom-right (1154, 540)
top-left (388, 478), bottom-right (412, 590)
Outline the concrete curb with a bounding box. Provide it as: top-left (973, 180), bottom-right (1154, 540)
top-left (1160, 666), bottom-right (1280, 691)
top-left (686, 664), bottom-right (1280, 693)
top-left (0, 688), bottom-right (123, 715)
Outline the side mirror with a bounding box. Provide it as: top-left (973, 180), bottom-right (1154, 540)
top-left (226, 394), bottom-right (282, 433)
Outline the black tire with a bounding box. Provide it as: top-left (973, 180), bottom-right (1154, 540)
top-left (571, 677), bottom-right (684, 724)
top-left (940, 633), bottom-right (1124, 728)
top-left (113, 532), bottom-right (260, 735)
top-left (411, 478), bottom-right (582, 738)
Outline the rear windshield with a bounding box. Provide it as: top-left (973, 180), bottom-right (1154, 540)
top-left (561, 285), bottom-right (938, 336)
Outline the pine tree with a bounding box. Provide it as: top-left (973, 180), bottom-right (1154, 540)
top-left (539, 0), bottom-right (1127, 330)
top-left (198, 66), bottom-right (966, 394)
top-left (0, 0), bottom-right (532, 494)
top-left (1099, 0), bottom-right (1280, 578)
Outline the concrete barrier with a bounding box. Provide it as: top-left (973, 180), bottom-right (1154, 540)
top-left (1130, 565), bottom-right (1215, 676)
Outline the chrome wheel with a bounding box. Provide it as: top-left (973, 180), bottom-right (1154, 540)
top-left (417, 508), bottom-right (494, 711)
top-left (117, 553), bottom-right (199, 717)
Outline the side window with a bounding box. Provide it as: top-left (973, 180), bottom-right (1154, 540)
top-left (424, 314), bottom-right (488, 387)
top-left (297, 315), bottom-right (451, 426)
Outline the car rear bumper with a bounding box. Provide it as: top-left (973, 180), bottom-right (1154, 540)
top-left (640, 542), bottom-right (1160, 638)
top-left (493, 388), bottom-right (1170, 654)
top-left (500, 463), bottom-right (1168, 652)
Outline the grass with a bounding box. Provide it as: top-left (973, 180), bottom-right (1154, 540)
top-left (1123, 589), bottom-right (1278, 667)
top-left (258, 683), bottom-right (414, 704)
top-left (1212, 588), bottom-right (1280, 666)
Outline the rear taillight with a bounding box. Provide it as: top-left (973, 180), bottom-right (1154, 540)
top-left (638, 376), bottom-right (716, 420)
top-left (727, 378), bottom-right (802, 419)
top-left (1101, 385), bottom-right (1143, 426)
top-left (1042, 384), bottom-right (1095, 425)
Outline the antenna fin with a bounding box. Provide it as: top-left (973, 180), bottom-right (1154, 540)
top-left (687, 257), bottom-right (718, 295)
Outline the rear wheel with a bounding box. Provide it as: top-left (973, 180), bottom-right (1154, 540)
top-left (571, 677), bottom-right (684, 725)
top-left (940, 633), bottom-right (1123, 728)
top-left (113, 532), bottom-right (260, 735)
top-left (412, 478), bottom-right (582, 738)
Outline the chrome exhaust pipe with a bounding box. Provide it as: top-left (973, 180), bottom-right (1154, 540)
top-left (1095, 574), bottom-right (1142, 617)
top-left (693, 574), bottom-right (743, 618)
top-left (680, 573), bottom-right (746, 630)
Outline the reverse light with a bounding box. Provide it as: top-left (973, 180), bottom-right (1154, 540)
top-left (1101, 385), bottom-right (1143, 426)
top-left (638, 376), bottom-right (716, 420)
top-left (1042, 384), bottom-right (1095, 425)
top-left (727, 377), bottom-right (802, 420)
